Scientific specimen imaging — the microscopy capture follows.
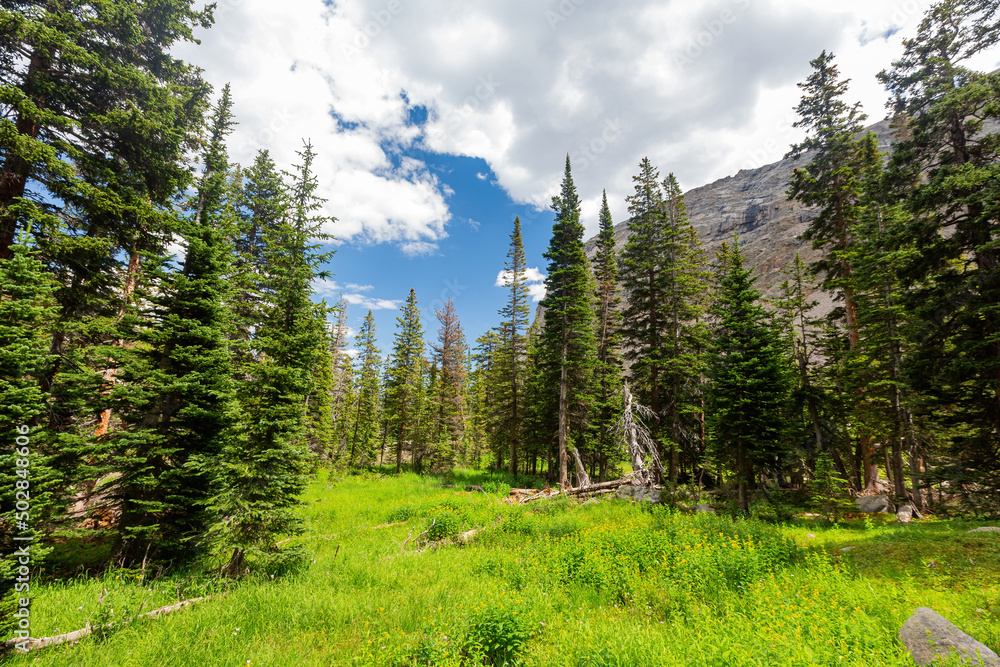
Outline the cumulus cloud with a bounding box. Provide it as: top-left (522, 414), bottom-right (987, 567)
top-left (495, 267), bottom-right (546, 302)
top-left (178, 0), bottom-right (998, 247)
top-left (312, 278), bottom-right (400, 310)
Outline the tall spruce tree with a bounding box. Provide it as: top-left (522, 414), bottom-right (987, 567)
top-left (592, 191), bottom-right (623, 481)
top-left (787, 51), bottom-right (882, 491)
top-left (431, 298), bottom-right (466, 471)
top-left (0, 0), bottom-right (211, 261)
top-left (538, 156), bottom-right (597, 488)
top-left (708, 240), bottom-right (791, 515)
top-left (350, 311), bottom-right (382, 467)
top-left (388, 289), bottom-right (425, 474)
top-left (108, 86), bottom-right (238, 566)
top-left (879, 0), bottom-right (1000, 507)
top-left (0, 243), bottom-right (59, 638)
top-left (495, 217), bottom-right (531, 474)
top-left (658, 174), bottom-right (710, 483)
top-left (209, 140), bottom-right (333, 575)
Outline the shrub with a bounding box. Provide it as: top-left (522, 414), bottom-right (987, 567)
top-left (465, 596), bottom-right (536, 666)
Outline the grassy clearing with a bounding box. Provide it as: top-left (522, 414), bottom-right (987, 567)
top-left (7, 470), bottom-right (1000, 666)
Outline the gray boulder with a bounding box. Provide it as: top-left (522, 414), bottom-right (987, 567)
top-left (693, 503), bottom-right (716, 515)
top-left (855, 495), bottom-right (895, 514)
top-left (615, 485), bottom-right (661, 503)
top-left (899, 608), bottom-right (1000, 666)
top-left (968, 527), bottom-right (1000, 535)
top-left (897, 503), bottom-right (914, 524)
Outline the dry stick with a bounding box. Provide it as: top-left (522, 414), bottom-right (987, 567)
top-left (1, 597), bottom-right (214, 655)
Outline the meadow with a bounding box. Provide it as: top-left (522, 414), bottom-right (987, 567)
top-left (6, 470), bottom-right (1000, 666)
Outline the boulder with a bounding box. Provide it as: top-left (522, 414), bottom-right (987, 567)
top-left (899, 608), bottom-right (1000, 666)
top-left (855, 495), bottom-right (895, 514)
top-left (614, 485), bottom-right (661, 503)
top-left (693, 503), bottom-right (716, 515)
top-left (897, 503), bottom-right (914, 524)
top-left (968, 527), bottom-right (1000, 535)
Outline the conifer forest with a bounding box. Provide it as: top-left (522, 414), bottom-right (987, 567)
top-left (1, 1), bottom-right (1000, 665)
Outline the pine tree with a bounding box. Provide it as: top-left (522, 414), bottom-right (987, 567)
top-left (328, 299), bottom-right (355, 462)
top-left (787, 51), bottom-right (880, 491)
top-left (108, 86), bottom-right (238, 566)
top-left (619, 161), bottom-right (709, 483)
top-left (591, 191), bottom-right (623, 481)
top-left (494, 217), bottom-right (531, 474)
top-left (431, 298), bottom-right (466, 471)
top-left (879, 0), bottom-right (1000, 507)
top-left (658, 174), bottom-right (710, 483)
top-left (707, 239), bottom-right (791, 515)
top-left (538, 156), bottom-right (597, 488)
top-left (0, 243), bottom-right (59, 638)
top-left (304, 305), bottom-right (337, 460)
top-left (388, 289), bottom-right (425, 474)
top-left (0, 0), bottom-right (211, 260)
top-left (350, 311), bottom-right (382, 467)
top-left (209, 140), bottom-right (333, 575)
top-left (774, 254), bottom-right (848, 487)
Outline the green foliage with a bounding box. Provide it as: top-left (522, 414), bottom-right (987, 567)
top-left (465, 595), bottom-right (536, 666)
top-left (537, 156), bottom-right (597, 486)
top-left (388, 289), bottom-right (426, 474)
top-left (708, 240), bottom-right (792, 513)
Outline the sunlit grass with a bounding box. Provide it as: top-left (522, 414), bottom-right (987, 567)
top-left (7, 470), bottom-right (1000, 666)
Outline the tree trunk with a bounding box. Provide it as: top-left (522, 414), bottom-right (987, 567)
top-left (558, 341), bottom-right (569, 489)
top-left (737, 437), bottom-right (749, 515)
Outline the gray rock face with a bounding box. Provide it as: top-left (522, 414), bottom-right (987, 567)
top-left (583, 119), bottom-right (998, 312)
top-left (897, 503), bottom-right (914, 524)
top-left (855, 495), bottom-right (895, 514)
top-left (899, 608), bottom-right (1000, 666)
top-left (614, 485), bottom-right (661, 503)
top-left (693, 503), bottom-right (716, 514)
top-left (968, 527), bottom-right (1000, 535)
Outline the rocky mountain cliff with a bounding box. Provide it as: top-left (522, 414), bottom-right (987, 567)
top-left (584, 118), bottom-right (898, 313)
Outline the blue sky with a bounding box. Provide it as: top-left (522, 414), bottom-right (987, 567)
top-left (172, 0), bottom-right (1000, 358)
top-left (316, 151), bottom-right (556, 357)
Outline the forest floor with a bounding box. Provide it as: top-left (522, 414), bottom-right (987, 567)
top-left (6, 470), bottom-right (1000, 666)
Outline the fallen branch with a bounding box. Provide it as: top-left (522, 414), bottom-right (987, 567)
top-left (1, 596), bottom-right (214, 655)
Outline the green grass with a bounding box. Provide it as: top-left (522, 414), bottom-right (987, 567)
top-left (6, 470), bottom-right (1000, 666)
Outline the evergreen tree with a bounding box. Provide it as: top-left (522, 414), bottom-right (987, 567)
top-left (879, 0), bottom-right (1000, 507)
top-left (707, 240), bottom-right (791, 515)
top-left (658, 174), bottom-right (710, 483)
top-left (350, 311), bottom-right (382, 467)
top-left (431, 298), bottom-right (466, 471)
top-left (538, 156), bottom-right (597, 488)
top-left (774, 254), bottom-right (847, 486)
top-left (494, 217), bottom-right (531, 474)
top-left (787, 51), bottom-right (880, 490)
top-left (0, 243), bottom-right (59, 638)
top-left (591, 191), bottom-right (623, 481)
top-left (388, 289), bottom-right (425, 474)
top-left (619, 161), bottom-right (709, 483)
top-left (209, 140), bottom-right (333, 575)
top-left (108, 86), bottom-right (238, 566)
top-left (328, 299), bottom-right (355, 462)
top-left (304, 305), bottom-right (337, 460)
top-left (0, 0), bottom-right (211, 260)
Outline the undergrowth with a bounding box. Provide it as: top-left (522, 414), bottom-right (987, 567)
top-left (5, 470), bottom-right (999, 666)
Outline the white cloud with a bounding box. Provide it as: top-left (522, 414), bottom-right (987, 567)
top-left (312, 278), bottom-right (399, 310)
top-left (178, 0), bottom-right (1000, 246)
top-left (342, 293), bottom-right (403, 311)
top-left (495, 266), bottom-right (546, 302)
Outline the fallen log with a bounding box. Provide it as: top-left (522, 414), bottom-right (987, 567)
top-left (1, 596), bottom-right (213, 655)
